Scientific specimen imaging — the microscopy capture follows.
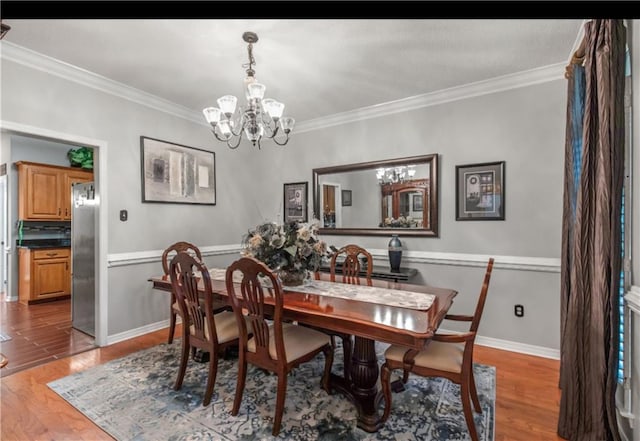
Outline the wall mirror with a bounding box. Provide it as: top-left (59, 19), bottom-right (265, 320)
top-left (312, 154), bottom-right (439, 237)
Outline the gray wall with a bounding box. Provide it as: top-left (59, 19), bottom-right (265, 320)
top-left (2, 54), bottom-right (565, 351)
top-left (292, 80), bottom-right (566, 350)
top-left (1, 58), bottom-right (283, 335)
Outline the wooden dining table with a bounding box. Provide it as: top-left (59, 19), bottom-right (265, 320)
top-left (149, 270), bottom-right (457, 432)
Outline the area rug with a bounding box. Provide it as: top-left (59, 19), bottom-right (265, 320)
top-left (48, 340), bottom-right (495, 440)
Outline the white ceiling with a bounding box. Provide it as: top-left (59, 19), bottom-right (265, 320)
top-left (2, 19), bottom-right (584, 124)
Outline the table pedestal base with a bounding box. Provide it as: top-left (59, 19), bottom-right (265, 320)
top-left (330, 336), bottom-right (384, 433)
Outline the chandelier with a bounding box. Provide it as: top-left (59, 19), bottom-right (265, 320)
top-left (202, 31), bottom-right (295, 150)
top-left (376, 165), bottom-right (416, 184)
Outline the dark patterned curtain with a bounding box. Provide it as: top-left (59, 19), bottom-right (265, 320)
top-left (558, 19), bottom-right (626, 441)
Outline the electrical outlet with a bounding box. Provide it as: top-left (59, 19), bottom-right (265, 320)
top-left (514, 304), bottom-right (524, 317)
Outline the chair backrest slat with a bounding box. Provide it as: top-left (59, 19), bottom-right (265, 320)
top-left (226, 257), bottom-right (286, 362)
top-left (329, 244), bottom-right (373, 286)
top-left (170, 252), bottom-right (217, 343)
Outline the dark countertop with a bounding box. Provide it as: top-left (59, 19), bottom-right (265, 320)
top-left (16, 239), bottom-right (71, 249)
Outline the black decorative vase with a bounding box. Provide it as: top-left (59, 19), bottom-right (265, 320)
top-left (388, 235), bottom-right (402, 273)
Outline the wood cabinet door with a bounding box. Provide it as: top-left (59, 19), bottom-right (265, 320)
top-left (33, 256), bottom-right (70, 299)
top-left (62, 170), bottom-right (93, 220)
top-left (21, 165), bottom-right (62, 220)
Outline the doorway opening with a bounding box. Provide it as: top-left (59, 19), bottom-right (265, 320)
top-left (0, 123), bottom-right (106, 376)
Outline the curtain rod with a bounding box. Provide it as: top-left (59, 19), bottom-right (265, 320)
top-left (564, 19), bottom-right (628, 79)
top-left (564, 19), bottom-right (590, 79)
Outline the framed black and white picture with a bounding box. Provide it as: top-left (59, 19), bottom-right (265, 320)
top-left (140, 136), bottom-right (216, 205)
top-left (412, 194), bottom-right (423, 211)
top-left (283, 182), bottom-right (308, 223)
top-left (455, 161), bottom-right (505, 220)
top-left (341, 189), bottom-right (352, 206)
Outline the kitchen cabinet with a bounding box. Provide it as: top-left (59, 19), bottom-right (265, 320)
top-left (18, 247), bottom-right (71, 304)
top-left (16, 161), bottom-right (93, 221)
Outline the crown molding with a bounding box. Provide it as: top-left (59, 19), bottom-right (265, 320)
top-left (1, 41), bottom-right (205, 125)
top-left (295, 62), bottom-right (566, 133)
top-left (2, 41), bottom-right (565, 134)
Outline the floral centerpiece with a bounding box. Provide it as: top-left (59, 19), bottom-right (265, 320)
top-left (241, 220), bottom-right (327, 286)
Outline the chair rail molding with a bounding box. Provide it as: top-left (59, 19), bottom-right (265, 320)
top-left (109, 245), bottom-right (560, 273)
top-left (367, 249), bottom-right (560, 273)
top-left (108, 244), bottom-right (241, 267)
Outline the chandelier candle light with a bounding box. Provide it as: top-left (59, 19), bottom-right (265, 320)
top-left (202, 32), bottom-right (295, 150)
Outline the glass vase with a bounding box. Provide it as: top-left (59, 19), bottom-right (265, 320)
top-left (278, 268), bottom-right (307, 287)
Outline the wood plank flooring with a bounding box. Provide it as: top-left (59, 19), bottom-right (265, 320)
top-left (0, 297), bottom-right (96, 378)
top-left (0, 323), bottom-right (563, 441)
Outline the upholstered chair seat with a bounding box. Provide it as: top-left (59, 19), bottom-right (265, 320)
top-left (247, 322), bottom-right (331, 361)
top-left (384, 340), bottom-right (465, 374)
top-left (189, 311), bottom-right (251, 344)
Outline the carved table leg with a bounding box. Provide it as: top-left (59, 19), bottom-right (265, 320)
top-left (330, 335), bottom-right (383, 432)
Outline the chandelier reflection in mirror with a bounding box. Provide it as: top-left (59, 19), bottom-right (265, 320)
top-left (376, 165), bottom-right (416, 184)
top-left (202, 31), bottom-right (295, 150)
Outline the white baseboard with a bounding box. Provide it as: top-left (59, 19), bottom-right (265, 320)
top-left (106, 316), bottom-right (182, 346)
top-left (475, 335), bottom-right (560, 360)
top-left (106, 321), bottom-right (559, 361)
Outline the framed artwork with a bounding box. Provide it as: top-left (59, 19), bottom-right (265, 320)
top-left (412, 194), bottom-right (423, 211)
top-left (283, 182), bottom-right (308, 223)
top-left (342, 189), bottom-right (352, 206)
top-left (455, 161), bottom-right (505, 220)
top-left (140, 137), bottom-right (215, 205)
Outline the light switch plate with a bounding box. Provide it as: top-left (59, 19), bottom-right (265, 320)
top-left (120, 210), bottom-right (128, 222)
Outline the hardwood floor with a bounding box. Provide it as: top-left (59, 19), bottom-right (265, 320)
top-left (0, 323), bottom-right (563, 441)
top-left (0, 297), bottom-right (96, 378)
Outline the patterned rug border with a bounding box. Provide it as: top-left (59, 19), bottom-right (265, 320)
top-left (48, 340), bottom-right (496, 441)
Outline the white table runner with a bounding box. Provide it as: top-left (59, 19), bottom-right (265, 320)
top-left (208, 268), bottom-right (435, 311)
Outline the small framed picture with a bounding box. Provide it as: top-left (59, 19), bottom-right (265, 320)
top-left (283, 182), bottom-right (308, 223)
top-left (412, 194), bottom-right (423, 211)
top-left (456, 161), bottom-right (505, 220)
top-left (341, 189), bottom-right (352, 206)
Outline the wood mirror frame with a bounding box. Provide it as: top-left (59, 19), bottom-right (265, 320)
top-left (312, 154), bottom-right (439, 237)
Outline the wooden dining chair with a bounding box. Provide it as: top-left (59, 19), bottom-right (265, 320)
top-left (380, 257), bottom-right (495, 441)
top-left (162, 241), bottom-right (203, 345)
top-left (316, 244), bottom-right (373, 382)
top-left (225, 256), bottom-right (334, 436)
top-left (169, 251), bottom-right (247, 406)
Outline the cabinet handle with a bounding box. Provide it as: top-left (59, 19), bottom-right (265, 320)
top-left (58, 208), bottom-right (61, 215)
top-left (46, 252), bottom-right (57, 257)
top-left (66, 262), bottom-right (69, 270)
top-left (65, 208), bottom-right (68, 217)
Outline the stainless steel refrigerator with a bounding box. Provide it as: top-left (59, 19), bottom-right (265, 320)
top-left (71, 182), bottom-right (96, 337)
